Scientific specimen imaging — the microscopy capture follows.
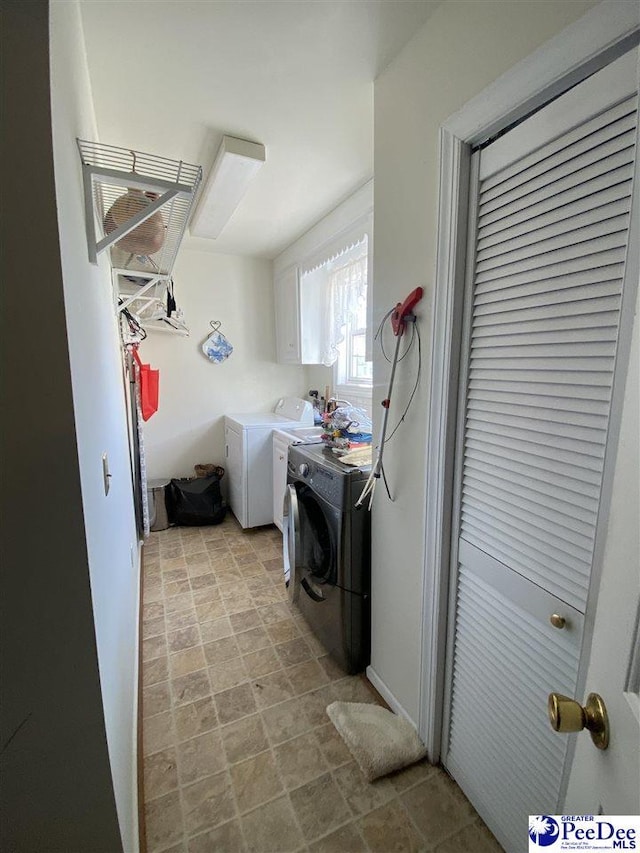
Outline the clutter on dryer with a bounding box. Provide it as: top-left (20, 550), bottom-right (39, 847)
top-left (321, 405), bottom-right (373, 453)
top-left (337, 446), bottom-right (373, 467)
top-left (308, 390), bottom-right (324, 425)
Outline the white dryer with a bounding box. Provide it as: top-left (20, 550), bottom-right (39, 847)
top-left (224, 397), bottom-right (313, 528)
top-left (272, 426), bottom-right (324, 532)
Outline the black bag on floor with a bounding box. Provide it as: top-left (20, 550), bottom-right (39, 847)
top-left (167, 474), bottom-right (226, 526)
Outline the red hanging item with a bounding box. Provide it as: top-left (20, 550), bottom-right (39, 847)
top-left (132, 348), bottom-right (160, 421)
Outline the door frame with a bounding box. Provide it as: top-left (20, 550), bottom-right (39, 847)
top-left (419, 0), bottom-right (640, 763)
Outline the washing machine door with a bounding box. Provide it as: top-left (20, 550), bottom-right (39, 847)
top-left (283, 484), bottom-right (300, 604)
top-left (292, 482), bottom-right (337, 605)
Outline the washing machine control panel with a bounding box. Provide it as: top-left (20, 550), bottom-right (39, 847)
top-left (309, 467), bottom-right (344, 506)
top-left (290, 456), bottom-right (342, 505)
top-left (289, 445), bottom-right (369, 509)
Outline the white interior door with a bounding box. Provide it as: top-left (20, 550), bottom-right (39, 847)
top-left (563, 266), bottom-right (640, 815)
top-left (443, 48), bottom-right (639, 853)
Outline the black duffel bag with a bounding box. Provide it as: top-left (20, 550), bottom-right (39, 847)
top-left (167, 474), bottom-right (226, 526)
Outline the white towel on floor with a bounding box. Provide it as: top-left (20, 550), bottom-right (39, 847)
top-left (327, 701), bottom-right (428, 781)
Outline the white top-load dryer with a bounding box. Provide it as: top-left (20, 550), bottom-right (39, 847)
top-left (224, 397), bottom-right (313, 528)
top-left (272, 426), bottom-right (324, 532)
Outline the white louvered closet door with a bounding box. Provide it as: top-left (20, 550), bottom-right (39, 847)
top-left (444, 49), bottom-right (639, 853)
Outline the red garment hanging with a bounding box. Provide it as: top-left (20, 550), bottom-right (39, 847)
top-left (132, 348), bottom-right (159, 421)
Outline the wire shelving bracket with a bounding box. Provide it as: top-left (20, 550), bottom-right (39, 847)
top-left (77, 139), bottom-right (202, 278)
top-left (114, 269), bottom-right (190, 336)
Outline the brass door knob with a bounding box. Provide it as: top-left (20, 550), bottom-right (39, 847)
top-left (550, 613), bottom-right (566, 629)
top-left (548, 692), bottom-right (609, 750)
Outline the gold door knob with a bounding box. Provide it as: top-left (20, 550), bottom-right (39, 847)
top-left (549, 613), bottom-right (566, 629)
top-left (548, 692), bottom-right (609, 750)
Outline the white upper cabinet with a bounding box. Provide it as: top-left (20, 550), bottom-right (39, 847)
top-left (274, 265), bottom-right (301, 363)
top-left (274, 263), bottom-right (326, 364)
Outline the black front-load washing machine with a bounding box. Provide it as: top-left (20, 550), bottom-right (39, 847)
top-left (283, 443), bottom-right (371, 674)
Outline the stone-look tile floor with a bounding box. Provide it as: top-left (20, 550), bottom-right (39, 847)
top-left (142, 515), bottom-right (503, 853)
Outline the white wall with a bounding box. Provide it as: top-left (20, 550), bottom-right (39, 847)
top-left (371, 0), bottom-right (598, 722)
top-left (274, 180), bottom-right (373, 276)
top-left (141, 249), bottom-right (306, 481)
top-left (2, 2), bottom-right (133, 850)
top-left (304, 359), bottom-right (333, 402)
top-left (50, 2), bottom-right (140, 850)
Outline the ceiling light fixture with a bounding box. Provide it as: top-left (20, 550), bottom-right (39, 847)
top-left (190, 135), bottom-right (266, 239)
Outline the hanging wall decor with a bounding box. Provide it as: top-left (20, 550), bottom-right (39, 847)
top-left (201, 320), bottom-right (233, 363)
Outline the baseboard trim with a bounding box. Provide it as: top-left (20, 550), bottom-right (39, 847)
top-left (137, 544), bottom-right (146, 853)
top-left (365, 666), bottom-right (416, 727)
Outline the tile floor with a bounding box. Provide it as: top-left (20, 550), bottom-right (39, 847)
top-left (142, 514), bottom-right (503, 853)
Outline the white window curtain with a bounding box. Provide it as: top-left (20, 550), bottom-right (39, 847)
top-left (321, 245), bottom-right (368, 366)
top-left (298, 215), bottom-right (372, 368)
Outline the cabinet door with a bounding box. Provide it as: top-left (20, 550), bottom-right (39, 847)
top-left (224, 422), bottom-right (245, 528)
top-left (274, 266), bottom-right (301, 363)
top-left (272, 436), bottom-right (289, 531)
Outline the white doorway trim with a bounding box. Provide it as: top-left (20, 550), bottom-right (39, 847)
top-left (419, 0), bottom-right (640, 761)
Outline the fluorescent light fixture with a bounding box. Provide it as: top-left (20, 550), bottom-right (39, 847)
top-left (190, 135), bottom-right (265, 239)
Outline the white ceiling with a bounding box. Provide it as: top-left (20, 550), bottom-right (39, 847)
top-left (80, 0), bottom-right (440, 259)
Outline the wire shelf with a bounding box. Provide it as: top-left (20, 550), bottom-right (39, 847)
top-left (77, 139), bottom-right (202, 277)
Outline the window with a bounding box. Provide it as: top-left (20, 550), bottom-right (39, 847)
top-left (318, 236), bottom-right (372, 391)
top-left (297, 211), bottom-right (373, 400)
top-left (332, 249), bottom-right (372, 388)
